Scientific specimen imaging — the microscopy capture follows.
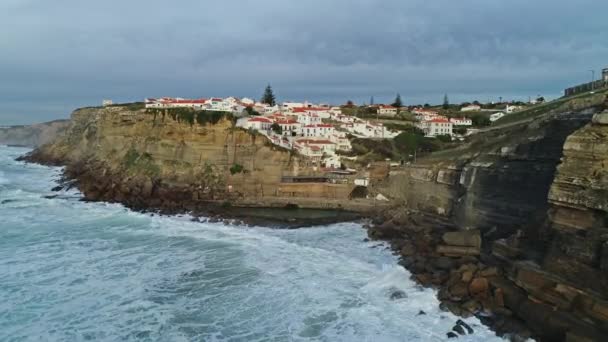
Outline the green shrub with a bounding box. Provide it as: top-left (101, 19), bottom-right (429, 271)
top-left (229, 163), bottom-right (244, 175)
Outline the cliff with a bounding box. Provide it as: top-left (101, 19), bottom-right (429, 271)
top-left (0, 120), bottom-right (69, 147)
top-left (23, 105), bottom-right (365, 217)
top-left (370, 91), bottom-right (608, 341)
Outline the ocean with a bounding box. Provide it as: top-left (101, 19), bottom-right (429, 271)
top-left (0, 145), bottom-right (503, 341)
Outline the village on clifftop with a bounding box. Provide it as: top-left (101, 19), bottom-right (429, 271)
top-left (140, 93), bottom-right (541, 169)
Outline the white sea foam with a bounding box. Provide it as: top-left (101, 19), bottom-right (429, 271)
top-left (0, 145), bottom-right (506, 341)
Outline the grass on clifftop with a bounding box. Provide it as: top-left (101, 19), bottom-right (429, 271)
top-left (493, 87), bottom-right (608, 126)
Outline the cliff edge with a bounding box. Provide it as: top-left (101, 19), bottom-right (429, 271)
top-left (370, 92), bottom-right (608, 341)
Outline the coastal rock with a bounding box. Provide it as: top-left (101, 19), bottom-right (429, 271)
top-left (389, 289), bottom-right (407, 300)
top-left (452, 324), bottom-right (466, 335)
top-left (469, 278), bottom-right (489, 298)
top-left (442, 230), bottom-right (482, 248)
top-left (456, 319), bottom-right (474, 334)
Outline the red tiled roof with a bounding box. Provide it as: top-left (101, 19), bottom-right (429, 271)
top-left (304, 124), bottom-right (333, 128)
top-left (249, 117), bottom-right (272, 123)
top-left (276, 119), bottom-right (298, 124)
top-left (429, 118), bottom-right (451, 123)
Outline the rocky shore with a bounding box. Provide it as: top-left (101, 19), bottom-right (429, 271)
top-left (368, 209), bottom-right (534, 340)
top-left (18, 151), bottom-right (362, 228)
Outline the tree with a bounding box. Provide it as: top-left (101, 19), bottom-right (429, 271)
top-left (270, 122), bottom-right (282, 135)
top-left (471, 114), bottom-right (491, 127)
top-left (244, 107), bottom-right (260, 116)
top-left (392, 93), bottom-right (403, 107)
top-left (344, 100), bottom-right (355, 108)
top-left (261, 84), bottom-right (276, 106)
top-left (423, 103), bottom-right (430, 108)
top-left (443, 94), bottom-right (449, 109)
top-left (536, 96), bottom-right (545, 103)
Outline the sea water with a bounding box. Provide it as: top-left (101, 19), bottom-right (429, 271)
top-left (0, 145), bottom-right (504, 341)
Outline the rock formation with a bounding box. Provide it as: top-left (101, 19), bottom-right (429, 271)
top-left (370, 93), bottom-right (608, 341)
top-left (0, 119), bottom-right (69, 147)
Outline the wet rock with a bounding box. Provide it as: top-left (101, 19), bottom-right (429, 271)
top-left (478, 267), bottom-right (499, 277)
top-left (449, 282), bottom-right (469, 300)
top-left (417, 310), bottom-right (426, 316)
top-left (446, 332), bottom-right (459, 338)
top-left (400, 242), bottom-right (416, 256)
top-left (389, 289), bottom-right (407, 300)
top-left (461, 299), bottom-right (481, 314)
top-left (456, 319), bottom-right (474, 334)
top-left (440, 301), bottom-right (463, 316)
top-left (434, 256), bottom-right (455, 270)
top-left (469, 277), bottom-right (489, 298)
top-left (461, 270), bottom-right (474, 283)
top-left (437, 245), bottom-right (480, 257)
top-left (442, 230), bottom-right (482, 248)
top-left (493, 288), bottom-right (505, 307)
top-left (415, 273), bottom-right (432, 286)
top-left (452, 324), bottom-right (466, 335)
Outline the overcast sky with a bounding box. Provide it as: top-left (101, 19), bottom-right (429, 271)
top-left (1, 0), bottom-right (607, 125)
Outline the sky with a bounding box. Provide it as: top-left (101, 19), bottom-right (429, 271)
top-left (1, 0), bottom-right (607, 125)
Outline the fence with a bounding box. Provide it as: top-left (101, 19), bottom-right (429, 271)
top-left (565, 79), bottom-right (608, 97)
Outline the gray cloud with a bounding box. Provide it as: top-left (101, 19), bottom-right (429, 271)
top-left (1, 0), bottom-right (607, 124)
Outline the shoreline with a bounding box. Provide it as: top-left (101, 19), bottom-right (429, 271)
top-left (14, 150), bottom-right (545, 341)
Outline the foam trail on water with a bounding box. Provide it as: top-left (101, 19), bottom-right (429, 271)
top-left (0, 145), bottom-right (505, 341)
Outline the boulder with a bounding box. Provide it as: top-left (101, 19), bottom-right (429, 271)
top-left (494, 288), bottom-right (505, 307)
top-left (389, 289), bottom-right (407, 300)
top-left (461, 270), bottom-right (474, 283)
top-left (456, 319), bottom-right (474, 334)
top-left (442, 230), bottom-right (481, 248)
top-left (478, 267), bottom-right (499, 278)
top-left (452, 324), bottom-right (466, 335)
top-left (435, 256), bottom-right (455, 270)
top-left (461, 299), bottom-right (481, 314)
top-left (437, 245), bottom-right (480, 257)
top-left (446, 332), bottom-right (459, 338)
top-left (469, 277), bottom-right (489, 298)
top-left (591, 111), bottom-right (608, 125)
top-left (449, 282), bottom-right (470, 300)
top-left (400, 242), bottom-right (416, 257)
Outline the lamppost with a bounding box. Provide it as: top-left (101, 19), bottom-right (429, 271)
top-left (590, 70), bottom-right (595, 90)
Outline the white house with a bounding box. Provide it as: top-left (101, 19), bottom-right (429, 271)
top-left (242, 116), bottom-right (273, 131)
top-left (490, 112), bottom-right (505, 122)
top-left (282, 102), bottom-right (305, 110)
top-left (275, 118), bottom-right (301, 136)
top-left (506, 105), bottom-right (523, 113)
top-left (295, 138), bottom-right (336, 154)
top-left (377, 105), bottom-right (398, 117)
top-left (145, 98), bottom-right (209, 109)
top-left (461, 104), bottom-right (481, 112)
top-left (301, 124), bottom-right (335, 137)
top-left (322, 155), bottom-right (342, 169)
top-left (449, 117), bottom-right (473, 126)
top-left (241, 97), bottom-right (255, 105)
top-left (102, 99), bottom-right (113, 107)
top-left (296, 112), bottom-right (323, 126)
top-left (418, 118), bottom-right (453, 137)
top-left (329, 132), bottom-right (352, 151)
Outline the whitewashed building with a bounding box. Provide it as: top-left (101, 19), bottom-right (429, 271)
top-left (377, 105), bottom-right (398, 117)
top-left (490, 112), bottom-right (505, 122)
top-left (461, 104), bottom-right (481, 112)
top-left (449, 117), bottom-right (473, 126)
top-left (417, 118), bottom-right (453, 137)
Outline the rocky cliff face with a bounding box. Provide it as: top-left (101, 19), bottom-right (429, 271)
top-left (0, 120), bottom-right (69, 147)
top-left (371, 93), bottom-right (608, 341)
top-left (24, 106), bottom-right (309, 213)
